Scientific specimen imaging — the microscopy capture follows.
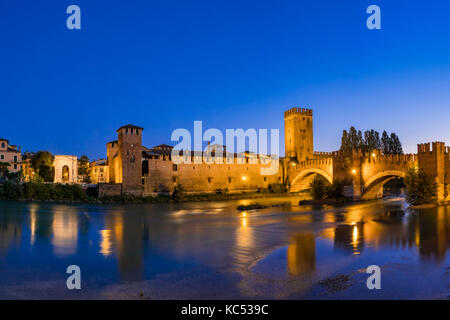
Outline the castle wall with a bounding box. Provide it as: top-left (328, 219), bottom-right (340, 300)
top-left (418, 142), bottom-right (448, 201)
top-left (106, 141), bottom-right (118, 183)
top-left (143, 157), bottom-right (283, 195)
top-left (98, 183), bottom-right (122, 197)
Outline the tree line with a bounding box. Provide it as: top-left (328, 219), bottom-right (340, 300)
top-left (340, 127), bottom-right (403, 154)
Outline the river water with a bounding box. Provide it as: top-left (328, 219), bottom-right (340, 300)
top-left (0, 197), bottom-right (449, 299)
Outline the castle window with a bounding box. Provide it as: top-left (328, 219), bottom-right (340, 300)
top-left (193, 166), bottom-right (195, 170)
top-left (14, 156), bottom-right (17, 162)
top-left (14, 164), bottom-right (17, 170)
top-left (228, 177), bottom-right (232, 183)
top-left (131, 128), bottom-right (134, 134)
top-left (173, 164), bottom-right (178, 171)
top-left (208, 177), bottom-right (212, 183)
top-left (1, 155), bottom-right (4, 160)
top-left (1, 142), bottom-right (4, 148)
top-left (173, 176), bottom-right (177, 183)
top-left (264, 177), bottom-right (267, 182)
top-left (278, 177), bottom-right (281, 182)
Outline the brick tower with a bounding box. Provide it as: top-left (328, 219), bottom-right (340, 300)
top-left (284, 108), bottom-right (313, 162)
top-left (117, 124), bottom-right (143, 196)
top-left (417, 142), bottom-right (447, 202)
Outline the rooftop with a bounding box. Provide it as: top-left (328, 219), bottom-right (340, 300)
top-left (116, 124), bottom-right (144, 132)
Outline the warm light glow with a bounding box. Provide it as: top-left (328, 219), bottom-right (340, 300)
top-left (291, 162), bottom-right (296, 167)
top-left (371, 153), bottom-right (376, 158)
top-left (99, 229), bottom-right (112, 257)
top-left (242, 212), bottom-right (247, 217)
top-left (242, 176), bottom-right (247, 181)
top-left (352, 225), bottom-right (358, 241)
top-left (351, 169), bottom-right (357, 175)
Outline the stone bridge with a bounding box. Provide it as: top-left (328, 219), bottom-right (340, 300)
top-left (286, 146), bottom-right (449, 201)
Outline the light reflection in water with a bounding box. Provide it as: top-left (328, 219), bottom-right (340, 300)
top-left (287, 233), bottom-right (316, 276)
top-left (99, 229), bottom-right (112, 257)
top-left (51, 208), bottom-right (78, 256)
top-left (0, 198), bottom-right (450, 298)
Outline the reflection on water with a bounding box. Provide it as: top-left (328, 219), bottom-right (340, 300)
top-left (0, 197), bottom-right (450, 299)
top-left (334, 222), bottom-right (364, 256)
top-left (287, 233), bottom-right (315, 276)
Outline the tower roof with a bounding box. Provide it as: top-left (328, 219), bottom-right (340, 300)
top-left (116, 124), bottom-right (144, 132)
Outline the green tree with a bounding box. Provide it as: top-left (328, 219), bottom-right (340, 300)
top-left (309, 175), bottom-right (330, 200)
top-left (78, 155), bottom-right (91, 183)
top-left (31, 151), bottom-right (55, 182)
top-left (172, 184), bottom-right (185, 202)
top-left (363, 129), bottom-right (381, 152)
top-left (340, 128), bottom-right (402, 155)
top-left (341, 129), bottom-right (350, 152)
top-left (0, 161), bottom-right (10, 175)
top-left (389, 133), bottom-right (403, 154)
top-left (404, 168), bottom-right (437, 205)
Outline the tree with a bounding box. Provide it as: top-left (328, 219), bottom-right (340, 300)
top-left (0, 161), bottom-right (10, 173)
top-left (341, 127), bottom-right (363, 152)
top-left (309, 175), bottom-right (330, 200)
top-left (341, 130), bottom-right (350, 152)
top-left (31, 151), bottom-right (54, 182)
top-left (404, 168), bottom-right (437, 205)
top-left (363, 129), bottom-right (381, 152)
top-left (340, 128), bottom-right (403, 155)
top-left (78, 155), bottom-right (91, 183)
top-left (389, 133), bottom-right (403, 154)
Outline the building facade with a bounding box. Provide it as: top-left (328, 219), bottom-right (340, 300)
top-left (54, 155), bottom-right (78, 184)
top-left (90, 159), bottom-right (109, 184)
top-left (0, 138), bottom-right (22, 174)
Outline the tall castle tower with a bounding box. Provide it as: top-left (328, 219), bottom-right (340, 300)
top-left (117, 124), bottom-right (143, 196)
top-left (284, 108), bottom-right (313, 162)
top-left (417, 142), bottom-right (447, 202)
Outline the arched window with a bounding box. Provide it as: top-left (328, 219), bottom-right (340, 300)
top-left (62, 165), bottom-right (70, 182)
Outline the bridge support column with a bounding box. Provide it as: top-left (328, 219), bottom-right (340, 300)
top-left (343, 181), bottom-right (362, 200)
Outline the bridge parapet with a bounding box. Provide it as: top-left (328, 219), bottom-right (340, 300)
top-left (292, 157), bottom-right (333, 170)
top-left (362, 153), bottom-right (417, 165)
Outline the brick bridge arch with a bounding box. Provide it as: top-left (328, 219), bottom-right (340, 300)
top-left (361, 169), bottom-right (407, 200)
top-left (288, 156), bottom-right (333, 193)
top-left (287, 151), bottom-right (418, 200)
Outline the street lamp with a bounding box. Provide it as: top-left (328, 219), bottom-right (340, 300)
top-left (351, 169), bottom-right (357, 175)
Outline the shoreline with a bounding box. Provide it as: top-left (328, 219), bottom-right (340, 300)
top-left (0, 191), bottom-right (308, 205)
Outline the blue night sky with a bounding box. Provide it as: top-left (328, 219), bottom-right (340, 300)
top-left (1, 1), bottom-right (450, 158)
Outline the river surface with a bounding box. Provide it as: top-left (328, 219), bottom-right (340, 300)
top-left (0, 197), bottom-right (449, 299)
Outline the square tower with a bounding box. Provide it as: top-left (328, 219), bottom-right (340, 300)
top-left (117, 124), bottom-right (143, 196)
top-left (284, 108), bottom-right (313, 162)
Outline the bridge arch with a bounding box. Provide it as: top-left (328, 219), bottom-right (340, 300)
top-left (290, 168), bottom-right (333, 193)
top-left (362, 170), bottom-right (407, 200)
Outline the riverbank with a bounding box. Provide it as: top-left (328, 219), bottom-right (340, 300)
top-left (0, 180), bottom-right (309, 204)
top-left (0, 188), bottom-right (308, 204)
